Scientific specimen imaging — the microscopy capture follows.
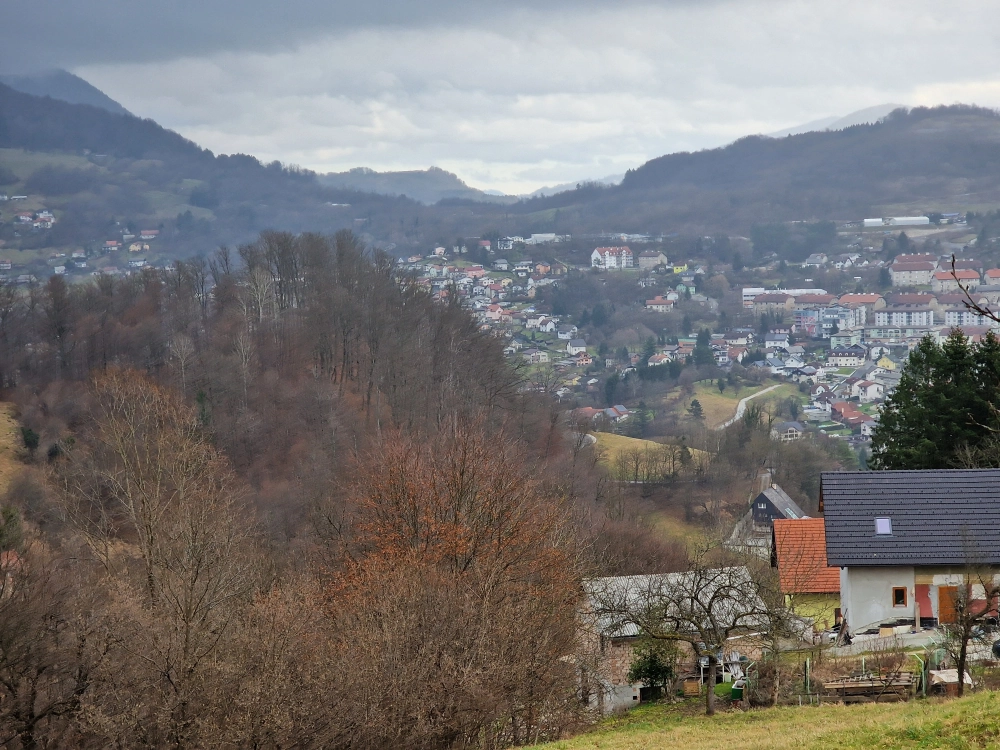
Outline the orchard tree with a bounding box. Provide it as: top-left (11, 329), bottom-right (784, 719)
top-left (590, 545), bottom-right (786, 716)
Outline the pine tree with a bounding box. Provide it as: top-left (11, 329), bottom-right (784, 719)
top-left (687, 399), bottom-right (704, 421)
top-left (871, 332), bottom-right (1000, 469)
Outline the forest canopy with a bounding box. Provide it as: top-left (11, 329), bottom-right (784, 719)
top-left (0, 229), bottom-right (691, 748)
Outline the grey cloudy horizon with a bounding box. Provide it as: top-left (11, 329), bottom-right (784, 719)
top-left (4, 0), bottom-right (1000, 194)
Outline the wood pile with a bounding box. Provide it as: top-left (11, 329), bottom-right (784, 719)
top-left (823, 672), bottom-right (916, 703)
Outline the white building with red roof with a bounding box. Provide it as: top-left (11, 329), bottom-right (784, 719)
top-left (931, 269), bottom-right (980, 293)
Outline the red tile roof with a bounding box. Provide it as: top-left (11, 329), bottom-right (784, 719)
top-left (773, 518), bottom-right (840, 594)
top-left (934, 269), bottom-right (980, 280)
top-left (837, 293), bottom-right (883, 305)
top-left (886, 293), bottom-right (935, 305)
top-left (794, 293), bottom-right (836, 304)
top-left (892, 261), bottom-right (935, 271)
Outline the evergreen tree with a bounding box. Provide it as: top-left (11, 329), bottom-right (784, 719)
top-left (871, 332), bottom-right (1000, 469)
top-left (591, 304), bottom-right (608, 327)
top-left (605, 371), bottom-right (620, 407)
top-left (20, 427), bottom-right (39, 457)
top-left (897, 231), bottom-right (910, 253)
top-left (687, 399), bottom-right (704, 421)
top-left (627, 639), bottom-right (679, 698)
top-left (692, 328), bottom-right (714, 367)
top-left (0, 506), bottom-right (22, 551)
top-left (630, 401), bottom-right (651, 438)
top-left (640, 337), bottom-right (657, 367)
top-left (679, 440), bottom-right (692, 466)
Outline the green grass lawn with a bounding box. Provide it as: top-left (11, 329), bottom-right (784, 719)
top-left (0, 148), bottom-right (96, 182)
top-left (543, 691), bottom-right (1000, 750)
top-left (593, 432), bottom-right (709, 468)
top-left (664, 382), bottom-right (764, 427)
top-left (144, 190), bottom-right (215, 220)
top-left (680, 381), bottom-right (805, 428)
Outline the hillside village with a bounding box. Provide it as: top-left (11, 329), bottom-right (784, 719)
top-left (388, 214), bottom-right (1000, 466)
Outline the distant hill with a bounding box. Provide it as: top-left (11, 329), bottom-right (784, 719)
top-left (0, 81), bottom-right (210, 162)
top-left (524, 173), bottom-right (624, 199)
top-left (767, 104), bottom-right (904, 138)
top-left (509, 105), bottom-right (1000, 234)
top-left (8, 82), bottom-right (1000, 273)
top-left (318, 166), bottom-right (515, 205)
top-left (0, 82), bottom-right (470, 276)
top-left (0, 70), bottom-right (131, 116)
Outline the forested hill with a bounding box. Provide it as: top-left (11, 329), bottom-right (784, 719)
top-left (319, 166), bottom-right (515, 205)
top-left (6, 88), bottom-right (1000, 262)
top-left (0, 81), bottom-right (209, 161)
top-left (0, 83), bottom-right (487, 262)
top-left (511, 105), bottom-right (1000, 232)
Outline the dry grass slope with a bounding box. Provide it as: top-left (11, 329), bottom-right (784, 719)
top-left (0, 404), bottom-right (21, 496)
top-left (593, 433), bottom-right (709, 466)
top-left (543, 691), bottom-right (1000, 750)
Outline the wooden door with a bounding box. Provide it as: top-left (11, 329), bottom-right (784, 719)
top-left (939, 586), bottom-right (959, 624)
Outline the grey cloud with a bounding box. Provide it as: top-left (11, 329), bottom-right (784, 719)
top-left (0, 0), bottom-right (711, 71)
top-left (13, 0), bottom-right (1000, 193)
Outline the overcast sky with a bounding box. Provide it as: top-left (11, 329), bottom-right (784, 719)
top-left (4, 0), bottom-right (1000, 194)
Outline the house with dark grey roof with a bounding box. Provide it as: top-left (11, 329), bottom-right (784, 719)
top-left (752, 485), bottom-right (808, 530)
top-left (821, 470), bottom-right (1000, 635)
top-left (771, 421), bottom-right (804, 442)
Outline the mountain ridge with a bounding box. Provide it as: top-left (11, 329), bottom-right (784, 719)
top-left (318, 166), bottom-right (516, 205)
top-left (502, 104), bottom-right (1000, 233)
top-left (766, 103), bottom-right (904, 138)
top-left (0, 69), bottom-right (131, 116)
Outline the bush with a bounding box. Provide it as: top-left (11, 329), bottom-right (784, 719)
top-left (20, 427), bottom-right (39, 457)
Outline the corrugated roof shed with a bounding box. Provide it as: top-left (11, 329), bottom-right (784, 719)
top-left (821, 470), bottom-right (1000, 566)
top-left (772, 519), bottom-right (840, 594)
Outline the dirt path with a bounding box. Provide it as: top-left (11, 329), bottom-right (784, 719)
top-left (716, 384), bottom-right (782, 430)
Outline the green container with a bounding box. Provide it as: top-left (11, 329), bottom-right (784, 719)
top-left (731, 685), bottom-right (744, 700)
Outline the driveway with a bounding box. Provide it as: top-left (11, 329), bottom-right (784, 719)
top-left (716, 384), bottom-right (782, 429)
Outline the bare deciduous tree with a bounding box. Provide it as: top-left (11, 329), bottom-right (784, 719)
top-left (589, 544), bottom-right (787, 716)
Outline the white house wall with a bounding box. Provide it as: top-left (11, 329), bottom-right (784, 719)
top-left (842, 566), bottom-right (915, 632)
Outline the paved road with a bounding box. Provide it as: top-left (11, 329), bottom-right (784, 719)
top-left (716, 384), bottom-right (782, 430)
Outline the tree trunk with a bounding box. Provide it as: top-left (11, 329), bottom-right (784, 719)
top-left (957, 631), bottom-right (969, 697)
top-left (772, 660), bottom-right (780, 707)
top-left (706, 657), bottom-right (717, 716)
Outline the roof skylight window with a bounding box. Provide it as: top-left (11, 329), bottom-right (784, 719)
top-left (875, 517), bottom-right (893, 535)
